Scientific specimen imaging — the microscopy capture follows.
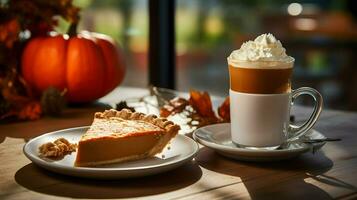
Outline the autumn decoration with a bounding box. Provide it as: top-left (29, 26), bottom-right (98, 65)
top-left (160, 90), bottom-right (230, 128)
top-left (0, 0), bottom-right (125, 121)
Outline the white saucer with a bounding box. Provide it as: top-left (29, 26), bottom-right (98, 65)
top-left (24, 126), bottom-right (199, 179)
top-left (193, 123), bottom-right (326, 161)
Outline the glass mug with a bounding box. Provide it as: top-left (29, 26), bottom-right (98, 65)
top-left (228, 58), bottom-right (323, 149)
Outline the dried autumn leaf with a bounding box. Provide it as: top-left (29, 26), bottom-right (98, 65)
top-left (0, 100), bottom-right (42, 121)
top-left (188, 112), bottom-right (220, 128)
top-left (188, 90), bottom-right (217, 119)
top-left (18, 101), bottom-right (42, 120)
top-left (0, 18), bottom-right (20, 48)
top-left (160, 97), bottom-right (189, 117)
top-left (159, 105), bottom-right (171, 118)
top-left (115, 101), bottom-right (135, 112)
top-left (218, 96), bottom-right (230, 122)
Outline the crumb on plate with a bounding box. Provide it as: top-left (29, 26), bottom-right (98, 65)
top-left (39, 138), bottom-right (77, 158)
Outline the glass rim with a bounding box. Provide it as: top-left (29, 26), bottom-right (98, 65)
top-left (227, 56), bottom-right (295, 69)
top-left (227, 56), bottom-right (295, 64)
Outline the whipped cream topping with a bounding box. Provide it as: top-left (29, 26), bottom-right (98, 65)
top-left (228, 33), bottom-right (294, 66)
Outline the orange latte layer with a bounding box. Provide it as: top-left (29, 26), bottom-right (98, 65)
top-left (229, 64), bottom-right (293, 94)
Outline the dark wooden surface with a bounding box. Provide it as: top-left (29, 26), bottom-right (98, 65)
top-left (1, 86), bottom-right (357, 200)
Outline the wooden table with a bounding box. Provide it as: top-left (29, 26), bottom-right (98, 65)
top-left (1, 87), bottom-right (357, 200)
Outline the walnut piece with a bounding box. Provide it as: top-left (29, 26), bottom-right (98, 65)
top-left (39, 138), bottom-right (77, 158)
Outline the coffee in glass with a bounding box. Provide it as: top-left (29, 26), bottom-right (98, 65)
top-left (228, 33), bottom-right (322, 149)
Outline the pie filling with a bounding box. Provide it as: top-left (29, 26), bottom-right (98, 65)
top-left (75, 132), bottom-right (164, 165)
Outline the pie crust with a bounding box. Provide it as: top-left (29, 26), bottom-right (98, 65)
top-left (74, 109), bottom-right (180, 167)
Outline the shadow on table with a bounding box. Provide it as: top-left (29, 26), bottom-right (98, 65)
top-left (15, 161), bottom-right (202, 198)
top-left (195, 147), bottom-right (338, 199)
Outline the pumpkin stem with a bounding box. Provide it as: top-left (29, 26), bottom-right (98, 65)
top-left (68, 23), bottom-right (78, 37)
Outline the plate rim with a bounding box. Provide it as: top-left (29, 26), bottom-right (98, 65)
top-left (193, 123), bottom-right (325, 154)
top-left (23, 126), bottom-right (199, 172)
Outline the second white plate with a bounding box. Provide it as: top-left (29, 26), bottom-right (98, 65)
top-left (24, 126), bottom-right (199, 179)
top-left (193, 123), bottom-right (326, 161)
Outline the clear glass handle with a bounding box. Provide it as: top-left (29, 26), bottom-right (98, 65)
top-left (287, 87), bottom-right (323, 142)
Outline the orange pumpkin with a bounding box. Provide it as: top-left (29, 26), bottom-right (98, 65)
top-left (21, 31), bottom-right (125, 103)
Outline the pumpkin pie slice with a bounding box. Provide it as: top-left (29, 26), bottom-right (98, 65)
top-left (74, 109), bottom-right (180, 167)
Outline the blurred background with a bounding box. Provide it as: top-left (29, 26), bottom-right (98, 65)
top-left (59, 0), bottom-right (357, 111)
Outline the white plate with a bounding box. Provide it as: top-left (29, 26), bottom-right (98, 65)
top-left (193, 123), bottom-right (326, 161)
top-left (23, 126), bottom-right (199, 179)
